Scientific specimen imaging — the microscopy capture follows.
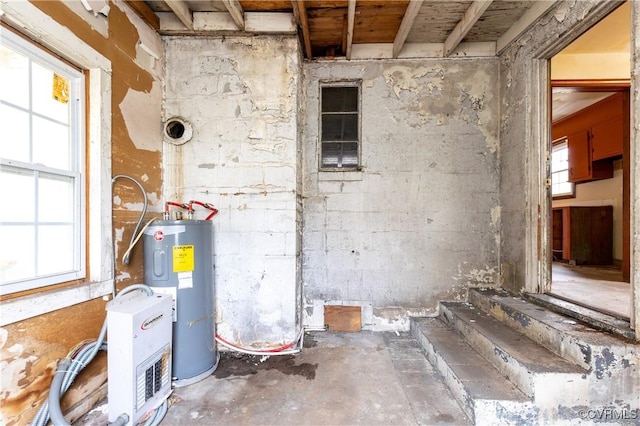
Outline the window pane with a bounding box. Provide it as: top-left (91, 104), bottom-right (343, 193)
top-left (32, 116), bottom-right (71, 170)
top-left (0, 225), bottom-right (35, 284)
top-left (322, 143), bottom-right (340, 167)
top-left (322, 87), bottom-right (358, 112)
top-left (322, 114), bottom-right (358, 141)
top-left (322, 142), bottom-right (358, 168)
top-left (0, 167), bottom-right (35, 222)
top-left (32, 61), bottom-right (70, 124)
top-left (38, 225), bottom-right (74, 276)
top-left (0, 103), bottom-right (30, 162)
top-left (38, 174), bottom-right (74, 222)
top-left (341, 142), bottom-right (358, 167)
top-left (0, 44), bottom-right (29, 109)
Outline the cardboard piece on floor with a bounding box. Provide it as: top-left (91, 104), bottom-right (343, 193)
top-left (324, 305), bottom-right (361, 332)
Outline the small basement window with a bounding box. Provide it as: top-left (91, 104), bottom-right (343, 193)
top-left (551, 139), bottom-right (575, 199)
top-left (320, 83), bottom-right (360, 169)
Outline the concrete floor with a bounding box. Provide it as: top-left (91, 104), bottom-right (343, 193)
top-left (78, 331), bottom-right (469, 425)
top-left (550, 262), bottom-right (631, 319)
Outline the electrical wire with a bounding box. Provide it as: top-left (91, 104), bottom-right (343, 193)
top-left (214, 327), bottom-right (305, 356)
top-left (120, 217), bottom-right (158, 265)
top-left (112, 175), bottom-right (149, 266)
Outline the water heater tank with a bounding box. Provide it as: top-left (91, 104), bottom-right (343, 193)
top-left (143, 220), bottom-right (218, 386)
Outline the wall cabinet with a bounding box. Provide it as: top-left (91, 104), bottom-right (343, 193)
top-left (553, 92), bottom-right (628, 183)
top-left (591, 116), bottom-right (623, 160)
top-left (566, 129), bottom-right (613, 183)
top-left (552, 206), bottom-right (613, 265)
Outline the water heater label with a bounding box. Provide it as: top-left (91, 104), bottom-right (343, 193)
top-left (173, 245), bottom-right (195, 272)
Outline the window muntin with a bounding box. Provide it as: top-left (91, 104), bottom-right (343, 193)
top-left (0, 30), bottom-right (85, 295)
top-left (551, 139), bottom-right (574, 198)
top-left (320, 84), bottom-right (360, 169)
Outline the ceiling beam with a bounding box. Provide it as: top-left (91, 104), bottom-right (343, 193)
top-left (124, 1), bottom-right (159, 30)
top-left (392, 0), bottom-right (423, 58)
top-left (496, 0), bottom-right (557, 54)
top-left (345, 0), bottom-right (356, 59)
top-left (292, 0), bottom-right (312, 59)
top-left (443, 0), bottom-right (493, 57)
top-left (222, 0), bottom-right (245, 30)
top-left (164, 0), bottom-right (193, 30)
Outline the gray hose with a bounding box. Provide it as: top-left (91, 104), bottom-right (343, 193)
top-left (108, 413), bottom-right (129, 426)
top-left (46, 359), bottom-right (72, 426)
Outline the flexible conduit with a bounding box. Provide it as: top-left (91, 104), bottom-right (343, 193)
top-left (31, 285), bottom-right (168, 426)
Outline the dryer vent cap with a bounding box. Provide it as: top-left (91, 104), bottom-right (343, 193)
top-left (164, 117), bottom-right (193, 145)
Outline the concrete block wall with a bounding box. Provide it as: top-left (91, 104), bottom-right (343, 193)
top-left (162, 36), bottom-right (301, 346)
top-left (302, 59), bottom-right (501, 330)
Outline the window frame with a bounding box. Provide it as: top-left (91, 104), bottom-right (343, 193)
top-left (319, 80), bottom-right (362, 171)
top-left (0, 29), bottom-right (87, 295)
top-left (551, 138), bottom-right (575, 199)
top-left (0, 4), bottom-right (114, 326)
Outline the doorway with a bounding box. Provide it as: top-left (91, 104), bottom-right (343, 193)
top-left (548, 2), bottom-right (631, 320)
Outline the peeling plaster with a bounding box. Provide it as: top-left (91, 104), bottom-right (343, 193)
top-left (372, 307), bottom-right (438, 331)
top-left (455, 263), bottom-right (497, 285)
top-left (119, 82), bottom-right (162, 152)
top-left (382, 65), bottom-right (444, 98)
top-left (456, 68), bottom-right (499, 154)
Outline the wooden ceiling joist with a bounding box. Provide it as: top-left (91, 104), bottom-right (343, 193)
top-left (345, 0), bottom-right (356, 59)
top-left (292, 0), bottom-right (313, 58)
top-left (222, 0), bottom-right (245, 30)
top-left (125, 1), bottom-right (160, 30)
top-left (164, 0), bottom-right (194, 30)
top-left (443, 0), bottom-right (493, 57)
top-left (392, 0), bottom-right (423, 58)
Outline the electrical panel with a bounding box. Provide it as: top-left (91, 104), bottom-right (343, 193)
top-left (107, 291), bottom-right (173, 425)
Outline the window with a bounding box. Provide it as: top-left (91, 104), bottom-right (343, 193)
top-left (0, 30), bottom-right (86, 295)
top-left (551, 139), bottom-right (574, 198)
top-left (320, 83), bottom-right (360, 169)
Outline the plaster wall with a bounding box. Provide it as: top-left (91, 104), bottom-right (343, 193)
top-left (498, 0), bottom-right (624, 293)
top-left (302, 59), bottom-right (501, 330)
top-left (162, 36), bottom-right (301, 346)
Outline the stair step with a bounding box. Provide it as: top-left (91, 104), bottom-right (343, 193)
top-left (524, 293), bottom-right (635, 340)
top-left (440, 302), bottom-right (587, 401)
top-left (468, 287), bottom-right (636, 371)
top-left (410, 317), bottom-right (537, 424)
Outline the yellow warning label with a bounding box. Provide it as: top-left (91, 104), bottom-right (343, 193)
top-left (173, 245), bottom-right (194, 272)
top-left (52, 73), bottom-right (69, 104)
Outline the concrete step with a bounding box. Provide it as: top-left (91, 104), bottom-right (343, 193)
top-left (439, 301), bottom-right (588, 404)
top-left (524, 292), bottom-right (635, 340)
top-left (468, 287), bottom-right (638, 371)
top-left (410, 317), bottom-right (537, 424)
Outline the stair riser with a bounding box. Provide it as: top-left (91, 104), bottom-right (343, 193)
top-left (468, 289), bottom-right (591, 370)
top-left (410, 322), bottom-right (476, 422)
top-left (474, 400), bottom-right (538, 425)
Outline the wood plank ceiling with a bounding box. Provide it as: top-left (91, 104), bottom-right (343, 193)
top-left (129, 0), bottom-right (557, 60)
